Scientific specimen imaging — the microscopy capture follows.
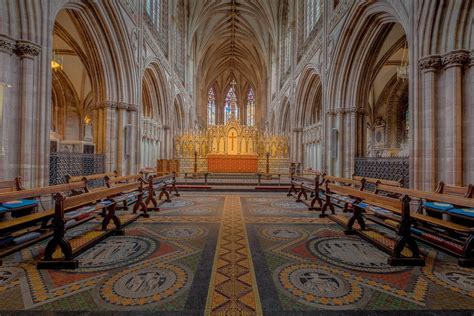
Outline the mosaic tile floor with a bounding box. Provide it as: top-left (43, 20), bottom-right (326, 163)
top-left (0, 192), bottom-right (473, 314)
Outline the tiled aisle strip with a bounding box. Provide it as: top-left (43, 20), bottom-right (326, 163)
top-left (206, 196), bottom-right (262, 315)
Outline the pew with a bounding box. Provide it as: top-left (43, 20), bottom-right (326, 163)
top-left (0, 178), bottom-right (24, 194)
top-left (287, 173), bottom-right (325, 212)
top-left (325, 182), bottom-right (425, 266)
top-left (105, 174), bottom-right (149, 217)
top-left (37, 181), bottom-right (144, 269)
top-left (66, 171), bottom-right (118, 190)
top-left (320, 176), bottom-right (365, 216)
top-left (0, 181), bottom-right (90, 262)
top-left (420, 182), bottom-right (473, 220)
top-left (373, 184), bottom-right (474, 267)
top-left (145, 173), bottom-right (179, 211)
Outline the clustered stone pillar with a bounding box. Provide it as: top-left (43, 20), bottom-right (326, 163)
top-left (418, 55), bottom-right (441, 191)
top-left (441, 50), bottom-right (470, 186)
top-left (417, 50), bottom-right (471, 189)
top-left (16, 40), bottom-right (41, 187)
top-left (0, 35), bottom-right (17, 180)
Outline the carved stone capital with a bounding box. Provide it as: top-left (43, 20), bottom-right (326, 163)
top-left (470, 51), bottom-right (474, 67)
top-left (335, 108), bottom-right (346, 116)
top-left (441, 50), bottom-right (470, 69)
top-left (15, 40), bottom-right (41, 58)
top-left (0, 35), bottom-right (16, 55)
top-left (325, 110), bottom-right (336, 116)
top-left (117, 102), bottom-right (128, 110)
top-left (128, 104), bottom-right (138, 112)
top-left (418, 55), bottom-right (442, 71)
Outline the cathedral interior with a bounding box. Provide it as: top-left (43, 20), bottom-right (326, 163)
top-left (0, 0), bottom-right (473, 314)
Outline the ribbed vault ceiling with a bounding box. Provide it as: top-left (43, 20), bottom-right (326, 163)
top-left (189, 0), bottom-right (279, 95)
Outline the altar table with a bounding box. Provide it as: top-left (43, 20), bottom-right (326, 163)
top-left (207, 154), bottom-right (258, 173)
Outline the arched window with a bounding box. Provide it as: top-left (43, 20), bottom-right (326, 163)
top-left (246, 88), bottom-right (256, 126)
top-left (145, 0), bottom-right (169, 55)
top-left (207, 87), bottom-right (216, 126)
top-left (304, 0), bottom-right (321, 39)
top-left (224, 86), bottom-right (238, 124)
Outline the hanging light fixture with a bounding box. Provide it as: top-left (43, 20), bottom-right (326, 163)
top-left (51, 34), bottom-right (64, 71)
top-left (51, 50), bottom-right (64, 71)
top-left (397, 40), bottom-right (408, 81)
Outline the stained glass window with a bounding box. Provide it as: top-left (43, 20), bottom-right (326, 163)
top-left (246, 88), bottom-right (255, 126)
top-left (224, 86), bottom-right (238, 124)
top-left (208, 88), bottom-right (216, 126)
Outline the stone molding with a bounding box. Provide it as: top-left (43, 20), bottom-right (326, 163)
top-left (441, 50), bottom-right (470, 69)
top-left (292, 128), bottom-right (303, 133)
top-left (117, 103), bottom-right (129, 110)
top-left (15, 40), bottom-right (41, 58)
top-left (418, 55), bottom-right (442, 71)
top-left (0, 35), bottom-right (16, 55)
top-left (128, 104), bottom-right (138, 112)
top-left (470, 51), bottom-right (474, 67)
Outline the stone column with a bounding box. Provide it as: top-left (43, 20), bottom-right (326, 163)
top-left (128, 104), bottom-right (138, 174)
top-left (0, 35), bottom-right (16, 180)
top-left (345, 107), bottom-right (359, 177)
top-left (16, 40), bottom-right (41, 187)
top-left (441, 50), bottom-right (469, 186)
top-left (335, 109), bottom-right (344, 177)
top-left (465, 52), bottom-right (474, 184)
top-left (418, 55), bottom-right (441, 191)
top-left (116, 103), bottom-right (127, 175)
top-left (99, 101), bottom-right (118, 173)
top-left (325, 110), bottom-right (335, 174)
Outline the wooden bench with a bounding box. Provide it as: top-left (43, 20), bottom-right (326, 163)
top-left (320, 176), bottom-right (366, 216)
top-left (0, 178), bottom-right (24, 194)
top-left (66, 171), bottom-right (118, 190)
top-left (373, 184), bottom-right (474, 267)
top-left (288, 173), bottom-right (325, 212)
top-left (105, 174), bottom-right (149, 216)
top-left (145, 173), bottom-right (179, 211)
top-left (37, 181), bottom-right (144, 269)
top-left (353, 175), bottom-right (402, 196)
top-left (325, 183), bottom-right (425, 266)
top-left (0, 181), bottom-right (90, 262)
top-left (420, 182), bottom-right (473, 220)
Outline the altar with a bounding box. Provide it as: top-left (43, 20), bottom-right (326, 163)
top-left (175, 116), bottom-right (289, 174)
top-left (207, 154), bottom-right (258, 173)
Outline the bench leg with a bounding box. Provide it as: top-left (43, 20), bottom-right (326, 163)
top-left (389, 236), bottom-right (425, 266)
top-left (102, 204), bottom-right (123, 235)
top-left (133, 193), bottom-right (149, 218)
top-left (39, 234), bottom-right (78, 269)
top-left (296, 188), bottom-right (306, 202)
top-left (159, 188), bottom-right (171, 202)
top-left (309, 196), bottom-right (322, 212)
top-left (172, 183), bottom-right (180, 197)
top-left (459, 234), bottom-right (474, 267)
top-left (345, 205), bottom-right (365, 235)
top-left (287, 184), bottom-right (295, 197)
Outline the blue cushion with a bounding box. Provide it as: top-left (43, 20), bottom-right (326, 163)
top-left (423, 201), bottom-right (454, 211)
top-left (1, 199), bottom-right (38, 209)
top-left (410, 227), bottom-right (424, 236)
top-left (448, 208), bottom-right (474, 218)
top-left (0, 206), bottom-right (8, 213)
top-left (369, 206), bottom-right (393, 216)
top-left (357, 202), bottom-right (368, 209)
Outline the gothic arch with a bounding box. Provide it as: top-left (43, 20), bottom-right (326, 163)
top-left (295, 67), bottom-right (323, 128)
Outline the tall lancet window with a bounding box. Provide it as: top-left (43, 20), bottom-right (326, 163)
top-left (207, 87), bottom-right (216, 126)
top-left (246, 88), bottom-right (256, 126)
top-left (224, 86), bottom-right (238, 124)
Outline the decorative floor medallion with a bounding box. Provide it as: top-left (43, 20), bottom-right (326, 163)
top-left (206, 196), bottom-right (262, 314)
top-left (277, 264), bottom-right (364, 309)
top-left (309, 237), bottom-right (408, 273)
top-left (99, 262), bottom-right (190, 308)
top-left (75, 236), bottom-right (156, 272)
top-left (158, 226), bottom-right (207, 240)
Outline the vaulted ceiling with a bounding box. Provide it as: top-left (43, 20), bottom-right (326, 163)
top-left (189, 0), bottom-right (280, 106)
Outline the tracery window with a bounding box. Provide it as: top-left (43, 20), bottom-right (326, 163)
top-left (207, 87), bottom-right (216, 126)
top-left (246, 88), bottom-right (256, 126)
top-left (280, 1), bottom-right (292, 80)
top-left (304, 0), bottom-right (321, 39)
top-left (145, 0), bottom-right (169, 55)
top-left (224, 86), bottom-right (238, 124)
